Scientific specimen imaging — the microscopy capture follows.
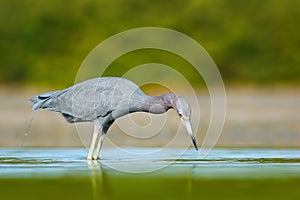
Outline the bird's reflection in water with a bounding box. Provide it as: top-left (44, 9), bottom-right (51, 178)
top-left (88, 160), bottom-right (110, 200)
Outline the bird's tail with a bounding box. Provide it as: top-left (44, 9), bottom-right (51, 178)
top-left (29, 91), bottom-right (59, 111)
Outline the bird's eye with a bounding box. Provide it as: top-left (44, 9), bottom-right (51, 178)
top-left (178, 112), bottom-right (182, 117)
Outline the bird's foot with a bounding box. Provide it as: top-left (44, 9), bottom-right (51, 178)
top-left (87, 154), bottom-right (93, 161)
top-left (93, 156), bottom-right (100, 160)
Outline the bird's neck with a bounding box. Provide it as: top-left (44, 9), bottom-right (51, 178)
top-left (141, 94), bottom-right (174, 114)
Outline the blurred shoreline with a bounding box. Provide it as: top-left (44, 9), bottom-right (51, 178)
top-left (0, 85), bottom-right (299, 148)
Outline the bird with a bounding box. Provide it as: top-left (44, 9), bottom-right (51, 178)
top-left (29, 77), bottom-right (198, 160)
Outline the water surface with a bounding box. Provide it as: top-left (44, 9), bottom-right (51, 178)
top-left (0, 148), bottom-right (299, 200)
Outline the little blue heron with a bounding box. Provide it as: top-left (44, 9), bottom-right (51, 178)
top-left (29, 77), bottom-right (198, 160)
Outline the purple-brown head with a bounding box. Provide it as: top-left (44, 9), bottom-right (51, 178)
top-left (164, 94), bottom-right (198, 151)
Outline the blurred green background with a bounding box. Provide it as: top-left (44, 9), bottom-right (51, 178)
top-left (0, 0), bottom-right (299, 148)
top-left (0, 0), bottom-right (299, 87)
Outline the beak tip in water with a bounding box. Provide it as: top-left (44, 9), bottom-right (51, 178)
top-left (192, 137), bottom-right (198, 151)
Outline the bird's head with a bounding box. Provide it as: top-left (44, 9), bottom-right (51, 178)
top-left (165, 94), bottom-right (198, 151)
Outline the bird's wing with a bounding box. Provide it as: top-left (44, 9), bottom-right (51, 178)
top-left (48, 77), bottom-right (143, 122)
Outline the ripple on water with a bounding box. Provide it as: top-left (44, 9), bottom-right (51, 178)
top-left (0, 157), bottom-right (56, 164)
top-left (164, 157), bottom-right (300, 163)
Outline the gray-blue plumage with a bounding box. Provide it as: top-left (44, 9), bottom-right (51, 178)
top-left (31, 77), bottom-right (145, 122)
top-left (30, 77), bottom-right (198, 160)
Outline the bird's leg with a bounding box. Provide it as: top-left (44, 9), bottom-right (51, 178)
top-left (93, 118), bottom-right (114, 160)
top-left (87, 123), bottom-right (100, 161)
top-left (93, 131), bottom-right (105, 160)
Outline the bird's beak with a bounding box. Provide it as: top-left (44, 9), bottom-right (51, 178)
top-left (181, 117), bottom-right (198, 151)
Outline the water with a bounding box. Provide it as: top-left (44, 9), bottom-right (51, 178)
top-left (0, 148), bottom-right (299, 200)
